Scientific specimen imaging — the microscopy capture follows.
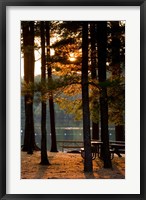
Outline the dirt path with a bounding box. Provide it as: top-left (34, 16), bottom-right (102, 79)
top-left (21, 151), bottom-right (125, 179)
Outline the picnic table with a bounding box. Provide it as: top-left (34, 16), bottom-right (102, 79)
top-left (91, 141), bottom-right (103, 159)
top-left (81, 140), bottom-right (125, 160)
top-left (110, 143), bottom-right (125, 159)
top-left (81, 141), bottom-right (103, 160)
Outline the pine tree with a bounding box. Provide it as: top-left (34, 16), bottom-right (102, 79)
top-left (82, 22), bottom-right (93, 172)
top-left (21, 21), bottom-right (35, 154)
top-left (90, 22), bottom-right (100, 140)
top-left (45, 21), bottom-right (58, 152)
top-left (111, 21), bottom-right (125, 141)
top-left (97, 21), bottom-right (112, 168)
top-left (40, 21), bottom-right (50, 165)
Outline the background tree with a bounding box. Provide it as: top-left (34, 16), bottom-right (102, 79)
top-left (82, 22), bottom-right (93, 172)
top-left (111, 21), bottom-right (125, 141)
top-left (97, 21), bottom-right (112, 168)
top-left (45, 21), bottom-right (58, 152)
top-left (21, 21), bottom-right (35, 154)
top-left (40, 21), bottom-right (50, 165)
top-left (90, 22), bottom-right (100, 140)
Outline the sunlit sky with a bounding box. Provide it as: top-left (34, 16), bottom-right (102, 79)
top-left (21, 47), bottom-right (76, 78)
top-left (21, 36), bottom-right (56, 78)
top-left (21, 48), bottom-right (55, 78)
top-left (21, 33), bottom-right (77, 78)
top-left (21, 22), bottom-right (125, 78)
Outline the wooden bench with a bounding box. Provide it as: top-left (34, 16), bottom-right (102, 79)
top-left (109, 143), bottom-right (125, 159)
top-left (57, 140), bottom-right (84, 152)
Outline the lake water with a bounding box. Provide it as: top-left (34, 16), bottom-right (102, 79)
top-left (21, 126), bottom-right (115, 151)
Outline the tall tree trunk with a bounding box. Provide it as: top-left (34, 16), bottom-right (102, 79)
top-left (40, 21), bottom-right (50, 165)
top-left (97, 21), bottom-right (112, 168)
top-left (22, 21), bottom-right (35, 154)
top-left (111, 21), bottom-right (125, 141)
top-left (90, 22), bottom-right (99, 140)
top-left (45, 22), bottom-right (58, 152)
top-left (115, 125), bottom-right (125, 141)
top-left (82, 22), bottom-right (93, 172)
top-left (111, 22), bottom-right (121, 77)
top-left (92, 123), bottom-right (99, 140)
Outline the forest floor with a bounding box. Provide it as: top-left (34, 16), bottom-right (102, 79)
top-left (21, 151), bottom-right (125, 179)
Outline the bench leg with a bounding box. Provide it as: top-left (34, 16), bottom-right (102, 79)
top-left (114, 149), bottom-right (122, 157)
top-left (110, 152), bottom-right (114, 160)
top-left (116, 152), bottom-right (122, 157)
top-left (81, 149), bottom-right (97, 160)
top-left (91, 152), bottom-right (96, 160)
top-left (81, 150), bottom-right (85, 158)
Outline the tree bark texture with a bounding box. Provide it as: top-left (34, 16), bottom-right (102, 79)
top-left (90, 22), bottom-right (99, 140)
top-left (115, 125), bottom-right (125, 141)
top-left (45, 22), bottom-right (58, 152)
top-left (111, 22), bottom-right (125, 141)
top-left (22, 21), bottom-right (35, 153)
top-left (111, 21), bottom-right (121, 77)
top-left (97, 21), bottom-right (112, 168)
top-left (40, 21), bottom-right (50, 165)
top-left (82, 22), bottom-right (93, 172)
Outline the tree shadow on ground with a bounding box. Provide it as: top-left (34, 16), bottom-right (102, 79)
top-left (21, 152), bottom-right (125, 179)
top-left (84, 171), bottom-right (96, 179)
top-left (93, 156), bottom-right (125, 179)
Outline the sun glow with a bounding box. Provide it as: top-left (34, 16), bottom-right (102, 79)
top-left (69, 53), bottom-right (76, 62)
top-left (50, 48), bottom-right (55, 56)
